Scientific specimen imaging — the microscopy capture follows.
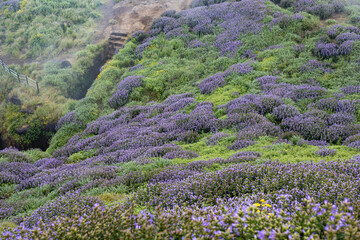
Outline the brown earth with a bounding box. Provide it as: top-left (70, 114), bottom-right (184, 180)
top-left (320, 13), bottom-right (348, 27)
top-left (95, 0), bottom-right (192, 40)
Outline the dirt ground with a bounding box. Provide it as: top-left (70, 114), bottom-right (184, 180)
top-left (95, 0), bottom-right (192, 40)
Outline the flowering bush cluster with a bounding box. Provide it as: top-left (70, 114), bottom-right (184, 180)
top-left (16, 194), bottom-right (104, 228)
top-left (9, 157), bottom-right (360, 239)
top-left (5, 197), bottom-right (360, 239)
top-left (56, 111), bottom-right (80, 130)
top-left (0, 161), bottom-right (38, 185)
top-left (135, 159), bottom-right (360, 209)
top-left (0, 147), bottom-right (30, 163)
top-left (0, 0), bottom-right (20, 10)
top-left (301, 59), bottom-right (333, 73)
top-left (342, 84), bottom-right (360, 95)
top-left (213, 77), bottom-right (359, 142)
top-left (143, 0), bottom-right (267, 57)
top-left (198, 72), bottom-right (225, 94)
top-left (272, 0), bottom-right (346, 19)
top-left (314, 25), bottom-right (360, 59)
top-left (280, 113), bottom-right (360, 141)
top-left (108, 75), bottom-right (144, 108)
top-left (198, 62), bottom-right (253, 94)
top-left (228, 139), bottom-right (256, 150)
top-left (314, 147), bottom-right (337, 157)
top-left (273, 104), bottom-right (301, 120)
top-left (129, 64), bottom-right (144, 72)
top-left (262, 83), bottom-right (327, 101)
top-left (188, 39), bottom-right (207, 48)
top-left (206, 132), bottom-right (229, 145)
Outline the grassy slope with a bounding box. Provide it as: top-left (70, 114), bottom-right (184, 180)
top-left (3, 0), bottom-right (360, 234)
top-left (0, 0), bottom-right (104, 59)
top-left (0, 0), bottom-right (107, 149)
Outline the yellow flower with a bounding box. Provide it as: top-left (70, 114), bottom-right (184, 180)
top-left (17, 0), bottom-right (29, 14)
top-left (260, 199), bottom-right (266, 203)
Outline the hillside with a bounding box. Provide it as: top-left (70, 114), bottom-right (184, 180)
top-left (3, 0), bottom-right (360, 238)
top-left (0, 0), bottom-right (191, 151)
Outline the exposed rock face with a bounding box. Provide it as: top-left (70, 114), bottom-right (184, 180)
top-left (95, 0), bottom-right (192, 41)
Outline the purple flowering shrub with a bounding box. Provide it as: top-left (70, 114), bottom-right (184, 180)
top-left (314, 147), bottom-right (337, 157)
top-left (315, 98), bottom-right (360, 114)
top-left (108, 75), bottom-right (144, 108)
top-left (225, 94), bottom-right (283, 116)
top-left (131, 30), bottom-right (147, 43)
top-left (198, 73), bottom-right (225, 94)
top-left (188, 39), bottom-right (208, 48)
top-left (324, 124), bottom-right (360, 143)
top-left (301, 59), bottom-right (333, 73)
top-left (262, 82), bottom-right (327, 101)
top-left (190, 0), bottom-right (228, 8)
top-left (294, 43), bottom-right (305, 53)
top-left (237, 122), bottom-right (282, 140)
top-left (342, 85), bottom-right (360, 95)
top-left (51, 96), bottom-right (220, 167)
top-left (56, 111), bottom-right (80, 130)
top-left (4, 197), bottom-right (360, 239)
top-left (271, 0), bottom-right (346, 19)
top-left (0, 201), bottom-right (16, 220)
top-left (135, 36), bottom-right (156, 57)
top-left (313, 25), bottom-right (360, 59)
top-left (326, 113), bottom-right (355, 126)
top-left (241, 50), bottom-right (256, 59)
top-left (257, 75), bottom-right (277, 86)
top-left (0, 147), bottom-right (30, 163)
top-left (314, 42), bottom-right (339, 58)
top-left (224, 62), bottom-right (253, 76)
top-left (0, 1), bottom-right (20, 10)
top-left (206, 132), bottom-right (229, 145)
top-left (129, 64), bottom-right (145, 72)
top-left (163, 150), bottom-right (199, 159)
top-left (305, 140), bottom-right (329, 146)
top-left (347, 141), bottom-right (360, 149)
top-left (273, 104), bottom-right (301, 120)
top-left (149, 153), bottom-right (261, 184)
top-left (16, 194), bottom-right (104, 227)
top-left (275, 105), bottom-right (360, 143)
top-left (139, 0), bottom-right (267, 58)
top-left (280, 115), bottom-right (327, 140)
top-left (135, 159), bottom-right (360, 209)
top-left (343, 134), bottom-right (360, 149)
top-left (33, 158), bottom-right (64, 169)
top-left (7, 156), bottom-right (360, 239)
top-left (198, 62), bottom-right (253, 94)
top-left (228, 140), bottom-right (256, 150)
top-left (0, 162), bottom-right (39, 185)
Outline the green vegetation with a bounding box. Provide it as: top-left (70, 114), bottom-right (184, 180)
top-left (0, 0), bottom-right (108, 149)
top-left (0, 0), bottom-right (104, 59)
top-left (4, 0), bottom-right (360, 237)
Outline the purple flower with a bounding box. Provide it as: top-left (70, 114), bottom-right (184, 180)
top-left (108, 75), bottom-right (144, 108)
